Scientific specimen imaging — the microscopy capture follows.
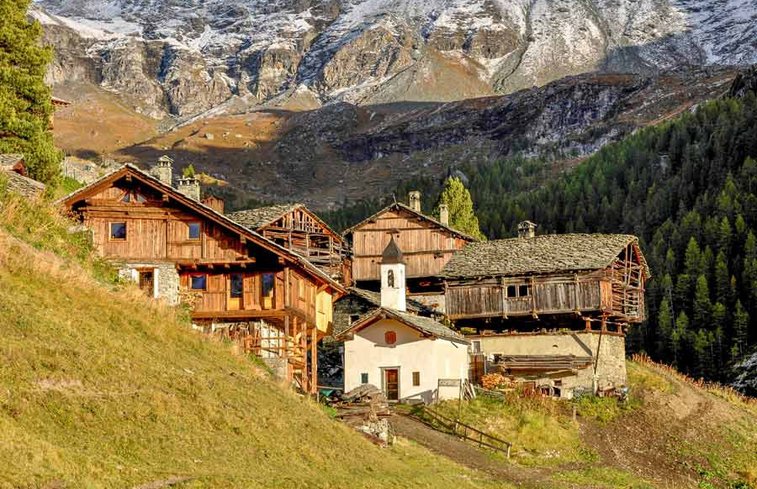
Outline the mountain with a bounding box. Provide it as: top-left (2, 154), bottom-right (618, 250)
top-left (52, 67), bottom-right (736, 209)
top-left (33, 0), bottom-right (757, 118)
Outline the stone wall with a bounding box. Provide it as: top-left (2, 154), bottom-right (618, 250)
top-left (117, 262), bottom-right (181, 305)
top-left (475, 331), bottom-right (627, 398)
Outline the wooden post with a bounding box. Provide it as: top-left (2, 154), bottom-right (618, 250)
top-left (301, 319), bottom-right (308, 393)
top-left (284, 315), bottom-right (290, 362)
top-left (310, 326), bottom-right (318, 395)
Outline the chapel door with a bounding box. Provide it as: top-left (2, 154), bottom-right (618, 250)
top-left (384, 368), bottom-right (400, 401)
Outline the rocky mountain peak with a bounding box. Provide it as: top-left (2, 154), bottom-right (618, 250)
top-left (33, 0), bottom-right (757, 118)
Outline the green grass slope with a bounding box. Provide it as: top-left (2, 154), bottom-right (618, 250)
top-left (0, 181), bottom-right (508, 488)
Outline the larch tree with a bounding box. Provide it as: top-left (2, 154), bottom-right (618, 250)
top-left (436, 177), bottom-right (486, 240)
top-left (0, 0), bottom-right (62, 184)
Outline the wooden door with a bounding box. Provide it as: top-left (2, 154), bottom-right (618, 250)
top-left (384, 368), bottom-right (400, 401)
top-left (227, 273), bottom-right (243, 311)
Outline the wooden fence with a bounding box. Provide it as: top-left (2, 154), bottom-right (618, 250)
top-left (413, 406), bottom-right (512, 458)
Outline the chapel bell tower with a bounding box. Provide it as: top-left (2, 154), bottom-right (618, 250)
top-left (380, 236), bottom-right (406, 312)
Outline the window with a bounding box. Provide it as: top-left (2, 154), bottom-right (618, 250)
top-left (188, 222), bottom-right (201, 240)
top-left (230, 273), bottom-right (243, 298)
top-left (506, 284), bottom-right (531, 298)
top-left (471, 340), bottom-right (481, 353)
top-left (387, 269), bottom-right (395, 288)
top-left (385, 330), bottom-right (397, 345)
top-left (361, 373), bottom-right (369, 384)
top-left (412, 371), bottom-right (420, 387)
top-left (262, 273), bottom-right (275, 298)
top-left (190, 274), bottom-right (207, 290)
top-left (349, 314), bottom-right (360, 325)
top-left (121, 191), bottom-right (147, 203)
top-left (261, 273), bottom-right (275, 309)
top-left (110, 222), bottom-right (127, 240)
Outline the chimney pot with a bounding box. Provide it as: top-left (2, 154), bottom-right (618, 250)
top-left (438, 204), bottom-right (449, 226)
top-left (153, 155), bottom-right (173, 186)
top-left (408, 191), bottom-right (421, 212)
top-left (518, 220), bottom-right (537, 239)
top-left (177, 176), bottom-right (201, 201)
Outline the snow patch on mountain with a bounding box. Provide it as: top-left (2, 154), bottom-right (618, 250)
top-left (33, 0), bottom-right (757, 118)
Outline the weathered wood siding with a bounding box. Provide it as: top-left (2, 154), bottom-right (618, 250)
top-left (183, 268), bottom-right (331, 333)
top-left (82, 182), bottom-right (246, 262)
top-left (351, 209), bottom-right (468, 281)
top-left (446, 274), bottom-right (605, 320)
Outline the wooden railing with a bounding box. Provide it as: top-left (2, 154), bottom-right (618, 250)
top-left (412, 406), bottom-right (512, 458)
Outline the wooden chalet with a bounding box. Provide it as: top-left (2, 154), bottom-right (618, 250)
top-left (228, 204), bottom-right (349, 284)
top-left (343, 192), bottom-right (475, 306)
top-left (59, 164), bottom-right (345, 393)
top-left (442, 228), bottom-right (650, 332)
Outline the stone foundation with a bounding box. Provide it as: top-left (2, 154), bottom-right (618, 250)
top-left (117, 262), bottom-right (181, 305)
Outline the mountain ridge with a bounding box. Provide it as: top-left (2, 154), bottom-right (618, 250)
top-left (33, 0), bottom-right (757, 119)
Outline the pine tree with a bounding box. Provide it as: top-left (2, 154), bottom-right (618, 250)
top-left (0, 0), bottom-right (62, 184)
top-left (713, 251), bottom-right (731, 306)
top-left (692, 274), bottom-right (711, 329)
top-left (436, 177), bottom-right (486, 240)
top-left (657, 297), bottom-right (674, 361)
top-left (684, 238), bottom-right (703, 278)
top-left (731, 300), bottom-right (749, 359)
top-left (672, 311), bottom-right (689, 369)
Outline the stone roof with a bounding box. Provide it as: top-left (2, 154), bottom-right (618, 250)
top-left (343, 202), bottom-right (477, 241)
top-left (381, 236), bottom-right (404, 264)
top-left (443, 233), bottom-right (650, 278)
top-left (0, 154), bottom-right (24, 171)
top-left (339, 307), bottom-right (467, 343)
top-left (1, 170), bottom-right (45, 198)
top-left (227, 204), bottom-right (303, 230)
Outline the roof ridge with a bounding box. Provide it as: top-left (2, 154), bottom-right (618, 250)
top-left (343, 201), bottom-right (477, 241)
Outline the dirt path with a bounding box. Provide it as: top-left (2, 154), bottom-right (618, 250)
top-left (391, 414), bottom-right (553, 488)
top-left (578, 369), bottom-right (741, 489)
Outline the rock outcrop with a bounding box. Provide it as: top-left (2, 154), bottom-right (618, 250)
top-left (32, 0), bottom-right (757, 119)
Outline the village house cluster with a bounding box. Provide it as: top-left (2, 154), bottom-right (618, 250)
top-left (1, 154), bottom-right (650, 401)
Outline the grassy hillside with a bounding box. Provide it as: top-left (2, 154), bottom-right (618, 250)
top-left (429, 358), bottom-right (757, 488)
top-left (0, 180), bottom-right (509, 488)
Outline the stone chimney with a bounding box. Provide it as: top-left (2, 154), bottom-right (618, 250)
top-left (408, 191), bottom-right (421, 212)
top-left (177, 176), bottom-right (200, 201)
top-left (438, 204), bottom-right (449, 226)
top-left (380, 236), bottom-right (406, 312)
top-left (153, 155), bottom-right (173, 186)
top-left (518, 220), bottom-right (537, 238)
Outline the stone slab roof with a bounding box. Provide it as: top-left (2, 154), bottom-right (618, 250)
top-left (0, 154), bottom-right (24, 172)
top-left (227, 204), bottom-right (303, 230)
top-left (1, 170), bottom-right (45, 198)
top-left (339, 307), bottom-right (467, 343)
top-left (443, 233), bottom-right (650, 279)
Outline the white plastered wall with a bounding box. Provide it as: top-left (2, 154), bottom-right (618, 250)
top-left (344, 318), bottom-right (469, 403)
